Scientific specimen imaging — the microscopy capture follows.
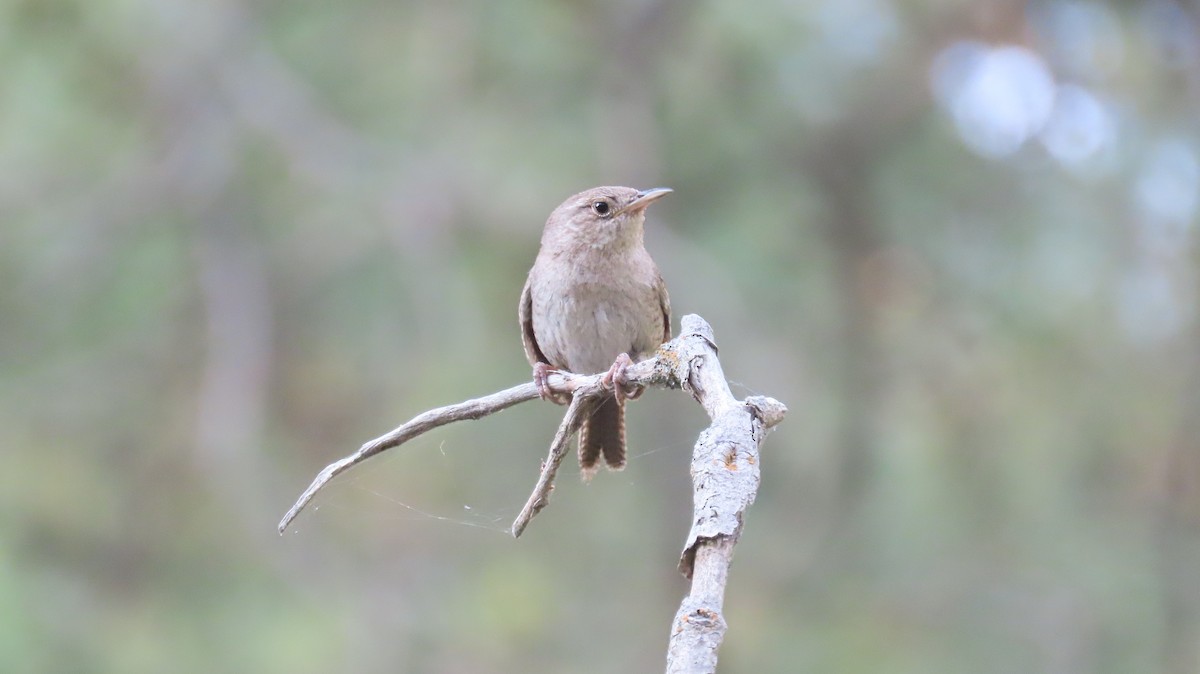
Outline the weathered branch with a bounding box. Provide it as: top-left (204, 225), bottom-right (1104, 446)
top-left (663, 316), bottom-right (788, 673)
top-left (277, 314), bottom-right (786, 673)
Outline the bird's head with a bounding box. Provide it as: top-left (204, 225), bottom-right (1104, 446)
top-left (542, 186), bottom-right (672, 252)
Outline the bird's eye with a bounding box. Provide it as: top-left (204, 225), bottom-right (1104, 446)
top-left (591, 200), bottom-right (611, 217)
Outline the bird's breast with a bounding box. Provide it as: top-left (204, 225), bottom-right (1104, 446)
top-left (530, 259), bottom-right (663, 375)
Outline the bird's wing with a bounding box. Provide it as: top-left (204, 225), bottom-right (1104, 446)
top-left (656, 271), bottom-right (672, 343)
top-left (519, 274), bottom-right (549, 366)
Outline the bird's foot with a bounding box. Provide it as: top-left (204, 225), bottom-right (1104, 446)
top-left (601, 353), bottom-right (643, 404)
top-left (533, 362), bottom-right (571, 405)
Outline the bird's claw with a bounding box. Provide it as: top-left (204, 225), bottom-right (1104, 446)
top-left (533, 362), bottom-right (571, 405)
top-left (601, 353), bottom-right (643, 404)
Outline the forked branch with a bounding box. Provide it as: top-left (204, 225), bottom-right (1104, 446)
top-left (277, 314), bottom-right (786, 674)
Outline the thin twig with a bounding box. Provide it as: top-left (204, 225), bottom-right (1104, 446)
top-left (511, 392), bottom-right (594, 537)
top-left (279, 352), bottom-right (656, 535)
top-left (278, 382), bottom-right (539, 533)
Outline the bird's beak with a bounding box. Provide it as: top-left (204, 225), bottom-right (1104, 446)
top-left (618, 187), bottom-right (673, 215)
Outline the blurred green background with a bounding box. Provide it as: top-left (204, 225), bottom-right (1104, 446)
top-left (4, 0), bottom-right (1199, 672)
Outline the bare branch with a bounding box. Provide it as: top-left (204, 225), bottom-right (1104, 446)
top-left (278, 382), bottom-right (539, 533)
top-left (279, 325), bottom-right (674, 535)
top-left (659, 316), bottom-right (787, 674)
top-left (665, 393), bottom-right (786, 674)
top-left (511, 392), bottom-right (595, 538)
top-left (276, 314), bottom-right (786, 674)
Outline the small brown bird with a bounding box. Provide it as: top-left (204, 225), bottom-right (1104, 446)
top-left (519, 186), bottom-right (672, 478)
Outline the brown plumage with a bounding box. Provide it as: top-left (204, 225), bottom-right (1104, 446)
top-left (519, 186), bottom-right (672, 477)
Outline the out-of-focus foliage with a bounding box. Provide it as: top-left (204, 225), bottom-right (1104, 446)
top-left (4, 0), bottom-right (1198, 672)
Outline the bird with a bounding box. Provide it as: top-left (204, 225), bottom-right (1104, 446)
top-left (519, 186), bottom-right (672, 479)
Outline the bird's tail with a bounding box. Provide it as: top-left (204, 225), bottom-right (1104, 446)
top-left (578, 396), bottom-right (626, 480)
